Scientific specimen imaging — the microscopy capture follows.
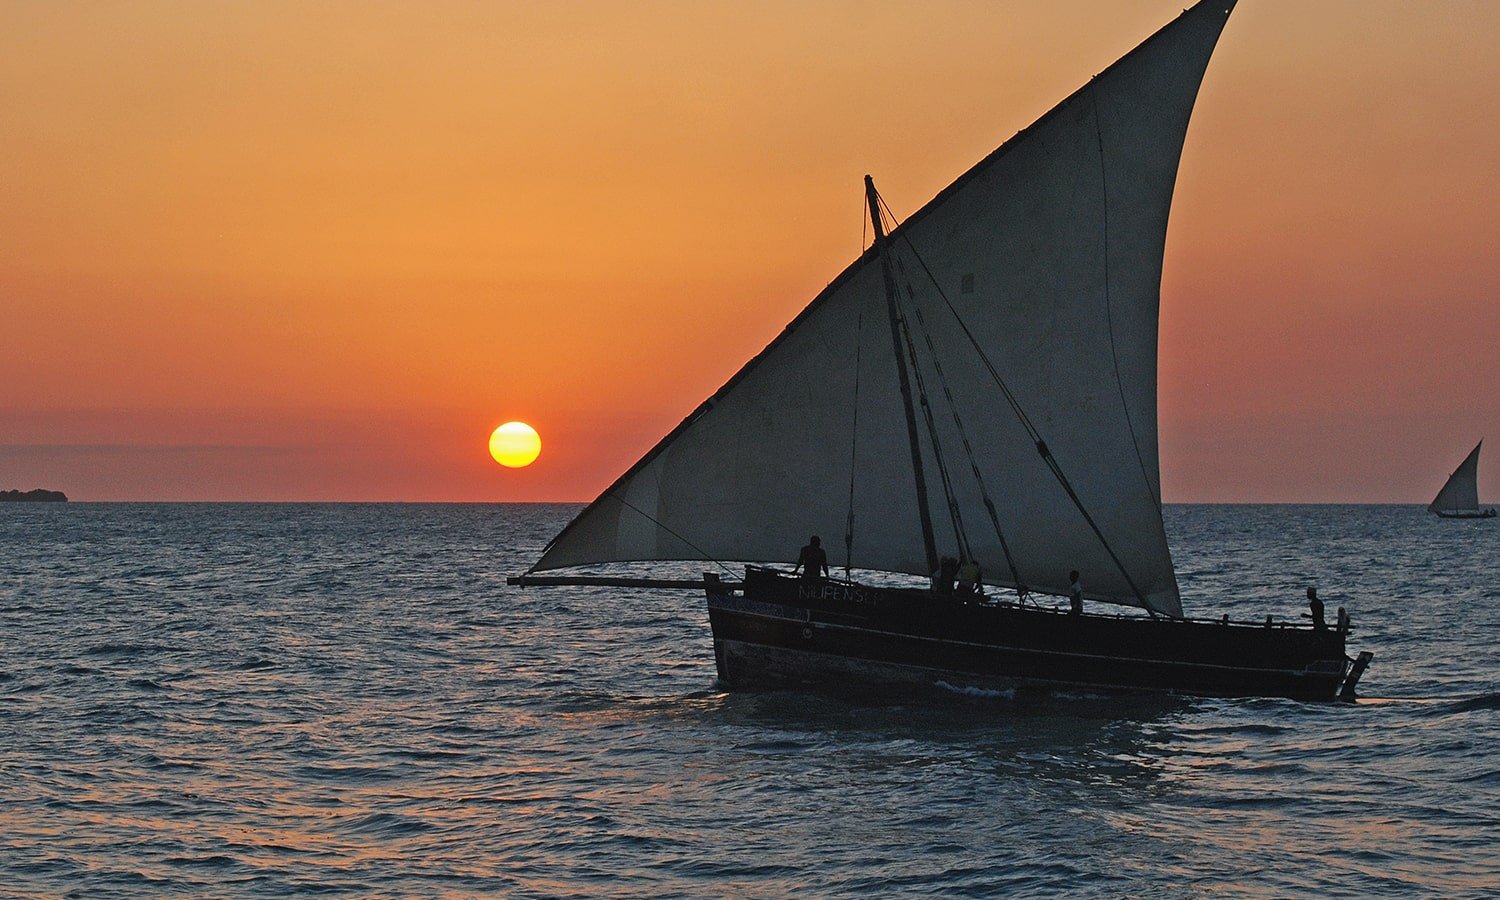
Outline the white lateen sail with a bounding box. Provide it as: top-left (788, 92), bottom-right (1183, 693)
top-left (1429, 441), bottom-right (1489, 516)
top-left (531, 1), bottom-right (1240, 618)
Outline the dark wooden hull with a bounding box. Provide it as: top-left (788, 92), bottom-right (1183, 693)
top-left (707, 568), bottom-right (1364, 701)
top-left (1432, 509), bottom-right (1496, 519)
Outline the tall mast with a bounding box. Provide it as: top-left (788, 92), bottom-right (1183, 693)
top-left (865, 175), bottom-right (940, 577)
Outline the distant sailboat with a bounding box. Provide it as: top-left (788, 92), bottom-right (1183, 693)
top-left (511, 0), bottom-right (1373, 701)
top-left (1429, 441), bottom-right (1496, 519)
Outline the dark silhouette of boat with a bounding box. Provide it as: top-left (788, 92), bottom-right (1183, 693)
top-left (1429, 441), bottom-right (1495, 519)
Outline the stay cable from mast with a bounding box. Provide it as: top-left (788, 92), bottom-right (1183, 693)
top-left (889, 263), bottom-right (973, 565)
top-left (897, 255), bottom-right (1030, 600)
top-left (874, 190), bottom-right (1156, 615)
top-left (529, 492), bottom-right (737, 580)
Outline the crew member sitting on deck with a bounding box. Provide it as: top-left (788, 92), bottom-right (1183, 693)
top-left (794, 535), bottom-right (829, 581)
top-left (1306, 586), bottom-right (1327, 631)
top-left (1068, 570), bottom-right (1083, 616)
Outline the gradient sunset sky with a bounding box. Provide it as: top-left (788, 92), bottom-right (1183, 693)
top-left (3, 1), bottom-right (1496, 502)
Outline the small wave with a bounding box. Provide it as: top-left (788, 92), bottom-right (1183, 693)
top-left (733, 739), bottom-right (818, 754)
top-left (1183, 723), bottom-right (1288, 736)
top-left (382, 748), bottom-right (471, 762)
top-left (663, 858), bottom-right (802, 880)
top-left (424, 722), bottom-right (487, 736)
top-left (1245, 761), bottom-right (1313, 777)
top-left (456, 793), bottom-right (556, 806)
top-left (1458, 769), bottom-right (1500, 785)
top-left (1448, 692), bottom-right (1500, 713)
top-left (1379, 692), bottom-right (1500, 715)
top-left (243, 841), bottom-right (320, 857)
top-left (1049, 690), bottom-right (1112, 701)
top-left (934, 680), bottom-right (1016, 700)
top-left (345, 812), bottom-right (435, 836)
top-left (140, 754), bottom-right (202, 771)
top-left (8, 857), bottom-right (81, 875)
top-left (233, 657), bottom-right (276, 671)
top-left (1214, 794), bottom-right (1301, 810)
top-left (296, 763), bottom-right (398, 782)
top-left (163, 854), bottom-right (239, 869)
top-left (127, 678), bottom-right (165, 690)
top-left (121, 565), bottom-right (181, 578)
top-left (1356, 696), bottom-right (1451, 708)
top-left (85, 643), bottom-right (157, 657)
top-left (550, 688), bottom-right (634, 712)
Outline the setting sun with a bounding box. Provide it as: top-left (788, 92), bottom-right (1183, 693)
top-left (489, 422), bottom-right (541, 468)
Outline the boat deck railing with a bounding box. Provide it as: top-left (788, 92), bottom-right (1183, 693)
top-left (741, 565), bottom-right (1352, 634)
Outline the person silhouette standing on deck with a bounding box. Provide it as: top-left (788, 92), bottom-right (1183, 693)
top-left (1069, 570), bottom-right (1083, 616)
top-left (1306, 586), bottom-right (1327, 631)
top-left (794, 536), bottom-right (829, 581)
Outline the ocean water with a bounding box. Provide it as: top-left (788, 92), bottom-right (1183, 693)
top-left (2, 503), bottom-right (1496, 897)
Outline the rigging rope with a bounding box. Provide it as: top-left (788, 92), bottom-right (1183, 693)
top-left (609, 493), bottom-right (738, 579)
top-left (885, 247), bottom-right (973, 566)
top-left (875, 191), bottom-right (1156, 615)
top-left (899, 264), bottom-right (1031, 600)
top-left (894, 297), bottom-right (966, 570)
top-left (888, 255), bottom-right (972, 564)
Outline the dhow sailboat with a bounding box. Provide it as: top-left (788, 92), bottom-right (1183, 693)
top-left (1430, 441), bottom-right (1495, 519)
top-left (511, 0), bottom-right (1373, 701)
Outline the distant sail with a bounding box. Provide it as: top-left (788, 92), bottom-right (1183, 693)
top-left (1429, 441), bottom-right (1485, 515)
top-left (533, 2), bottom-right (1238, 618)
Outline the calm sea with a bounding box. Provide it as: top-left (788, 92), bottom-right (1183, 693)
top-left (2, 503), bottom-right (1496, 897)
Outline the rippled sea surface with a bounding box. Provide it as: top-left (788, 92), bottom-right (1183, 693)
top-left (3, 503), bottom-right (1497, 897)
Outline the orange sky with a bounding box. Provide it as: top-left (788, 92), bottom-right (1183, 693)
top-left (2, 1), bottom-right (1496, 502)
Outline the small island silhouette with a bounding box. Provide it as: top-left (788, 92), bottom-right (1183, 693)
top-left (1, 489), bottom-right (68, 502)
